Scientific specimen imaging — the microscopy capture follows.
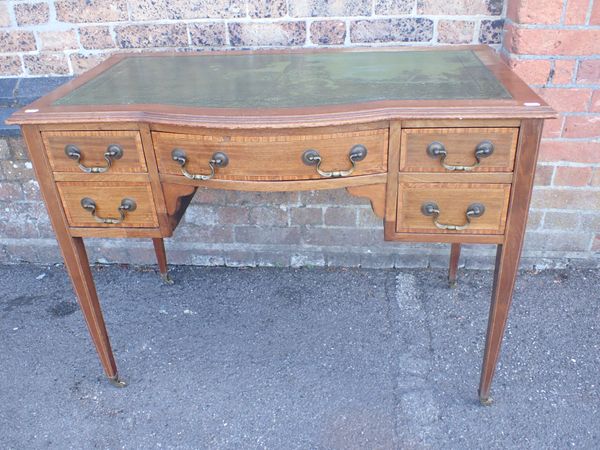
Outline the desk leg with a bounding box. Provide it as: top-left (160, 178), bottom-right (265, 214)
top-left (22, 125), bottom-right (124, 387)
top-left (152, 238), bottom-right (173, 284)
top-left (448, 243), bottom-right (461, 287)
top-left (62, 237), bottom-right (126, 387)
top-left (478, 119), bottom-right (543, 405)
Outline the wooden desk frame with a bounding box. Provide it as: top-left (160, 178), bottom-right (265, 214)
top-left (8, 45), bottom-right (555, 405)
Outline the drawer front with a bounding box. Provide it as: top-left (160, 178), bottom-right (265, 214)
top-left (400, 128), bottom-right (518, 172)
top-left (396, 183), bottom-right (511, 234)
top-left (42, 131), bottom-right (147, 173)
top-left (57, 182), bottom-right (158, 228)
top-left (153, 128), bottom-right (388, 181)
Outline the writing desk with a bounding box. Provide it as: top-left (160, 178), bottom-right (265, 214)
top-left (7, 45), bottom-right (555, 405)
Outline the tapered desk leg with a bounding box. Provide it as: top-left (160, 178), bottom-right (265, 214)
top-left (478, 119), bottom-right (543, 405)
top-left (22, 125), bottom-right (124, 387)
top-left (152, 238), bottom-right (173, 284)
top-left (448, 243), bottom-right (461, 287)
top-left (64, 237), bottom-right (126, 387)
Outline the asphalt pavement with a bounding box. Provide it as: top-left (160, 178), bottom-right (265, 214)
top-left (1, 264), bottom-right (598, 449)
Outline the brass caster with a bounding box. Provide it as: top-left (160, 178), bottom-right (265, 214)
top-left (160, 272), bottom-right (174, 285)
top-left (448, 279), bottom-right (457, 288)
top-left (479, 395), bottom-right (493, 406)
top-left (108, 375), bottom-right (127, 388)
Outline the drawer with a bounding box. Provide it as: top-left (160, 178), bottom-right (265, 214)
top-left (396, 183), bottom-right (511, 234)
top-left (42, 131), bottom-right (147, 173)
top-left (153, 128), bottom-right (388, 181)
top-left (400, 128), bottom-right (518, 172)
top-left (57, 182), bottom-right (158, 228)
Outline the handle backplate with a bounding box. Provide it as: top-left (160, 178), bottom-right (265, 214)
top-left (302, 144), bottom-right (367, 178)
top-left (421, 201), bottom-right (485, 230)
top-left (171, 149), bottom-right (229, 181)
top-left (80, 197), bottom-right (137, 224)
top-left (65, 144), bottom-right (123, 173)
top-left (426, 140), bottom-right (494, 171)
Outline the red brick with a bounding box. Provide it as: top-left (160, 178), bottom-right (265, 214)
top-left (591, 0), bottom-right (600, 25)
top-left (0, 31), bottom-right (36, 52)
top-left (539, 140), bottom-right (600, 163)
top-left (563, 115), bottom-right (600, 138)
top-left (531, 189), bottom-right (600, 210)
top-left (507, 58), bottom-right (551, 85)
top-left (507, 0), bottom-right (563, 24)
top-left (535, 87), bottom-right (592, 112)
top-left (591, 91), bottom-right (600, 112)
top-left (505, 25), bottom-right (600, 56)
top-left (564, 0), bottom-right (589, 24)
top-left (534, 165), bottom-right (554, 185)
top-left (553, 166), bottom-right (593, 186)
top-left (39, 30), bottom-right (78, 51)
top-left (542, 115), bottom-right (564, 138)
top-left (577, 60), bottom-right (600, 85)
top-left (543, 211), bottom-right (580, 229)
top-left (591, 168), bottom-right (600, 186)
top-left (0, 3), bottom-right (10, 27)
top-left (23, 53), bottom-right (70, 76)
top-left (55, 0), bottom-right (128, 23)
top-left (14, 2), bottom-right (50, 25)
top-left (553, 60), bottom-right (576, 84)
top-left (0, 56), bottom-right (22, 76)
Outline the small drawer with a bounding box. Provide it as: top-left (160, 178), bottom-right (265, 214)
top-left (42, 131), bottom-right (147, 173)
top-left (57, 182), bottom-right (158, 228)
top-left (396, 183), bottom-right (511, 234)
top-left (400, 128), bottom-right (518, 172)
top-left (153, 128), bottom-right (388, 181)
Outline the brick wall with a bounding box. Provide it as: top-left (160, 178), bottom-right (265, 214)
top-left (0, 0), bottom-right (598, 269)
top-left (0, 0), bottom-right (504, 76)
top-left (501, 0), bottom-right (600, 265)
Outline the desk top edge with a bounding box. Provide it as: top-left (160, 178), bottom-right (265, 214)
top-left (7, 45), bottom-right (556, 127)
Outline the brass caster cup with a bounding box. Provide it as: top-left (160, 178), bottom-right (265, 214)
top-left (108, 375), bottom-right (127, 388)
top-left (160, 272), bottom-right (174, 285)
top-left (479, 396), bottom-right (493, 406)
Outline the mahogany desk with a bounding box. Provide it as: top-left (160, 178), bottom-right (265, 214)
top-left (7, 45), bottom-right (555, 405)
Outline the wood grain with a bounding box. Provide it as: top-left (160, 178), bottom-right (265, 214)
top-left (395, 183), bottom-right (511, 234)
top-left (397, 172), bottom-right (513, 184)
top-left (57, 181), bottom-right (159, 228)
top-left (401, 119), bottom-right (520, 128)
top-left (400, 127), bottom-right (518, 172)
top-left (22, 125), bottom-right (120, 380)
top-left (42, 130), bottom-right (147, 173)
top-left (346, 184), bottom-right (386, 219)
top-left (448, 243), bottom-right (461, 285)
top-left (153, 128), bottom-right (388, 181)
top-left (478, 119), bottom-right (544, 404)
top-left (159, 173), bottom-right (387, 191)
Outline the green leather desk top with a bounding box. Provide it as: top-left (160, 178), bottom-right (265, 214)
top-left (53, 50), bottom-right (511, 109)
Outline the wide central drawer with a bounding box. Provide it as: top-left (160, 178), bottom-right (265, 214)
top-left (153, 128), bottom-right (388, 181)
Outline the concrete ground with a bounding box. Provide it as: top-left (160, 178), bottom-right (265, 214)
top-left (0, 263), bottom-right (598, 449)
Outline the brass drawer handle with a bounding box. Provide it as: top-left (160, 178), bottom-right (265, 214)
top-left (302, 144), bottom-right (367, 178)
top-left (171, 149), bottom-right (229, 180)
top-left (426, 140), bottom-right (494, 171)
top-left (80, 197), bottom-right (137, 225)
top-left (421, 202), bottom-right (485, 230)
top-left (65, 144), bottom-right (123, 173)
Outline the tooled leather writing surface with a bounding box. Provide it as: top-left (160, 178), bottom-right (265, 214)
top-left (53, 50), bottom-right (511, 109)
